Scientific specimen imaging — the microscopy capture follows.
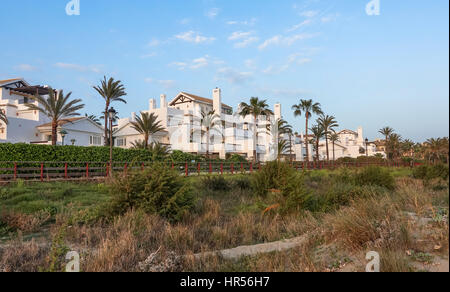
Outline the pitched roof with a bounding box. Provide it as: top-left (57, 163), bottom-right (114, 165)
top-left (36, 117), bottom-right (85, 128)
top-left (0, 78), bottom-right (28, 88)
top-left (170, 92), bottom-right (232, 109)
top-left (338, 129), bottom-right (358, 135)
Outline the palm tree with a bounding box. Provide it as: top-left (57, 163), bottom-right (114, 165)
top-left (329, 133), bottom-right (340, 161)
top-left (379, 127), bottom-right (395, 159)
top-left (26, 88), bottom-right (84, 145)
top-left (277, 140), bottom-right (290, 161)
top-left (239, 97), bottom-right (274, 162)
top-left (130, 112), bottom-right (165, 148)
top-left (93, 76), bottom-right (127, 146)
top-left (310, 124), bottom-right (325, 162)
top-left (401, 139), bottom-right (415, 158)
top-left (85, 113), bottom-right (101, 125)
top-left (292, 99), bottom-right (323, 162)
top-left (318, 114), bottom-right (339, 162)
top-left (387, 133), bottom-right (402, 161)
top-left (0, 109), bottom-right (7, 125)
top-left (195, 110), bottom-right (221, 159)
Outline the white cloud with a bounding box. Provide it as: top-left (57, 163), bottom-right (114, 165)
top-left (170, 55), bottom-right (223, 70)
top-left (190, 57), bottom-right (209, 69)
top-left (287, 19), bottom-right (312, 32)
top-left (147, 39), bottom-right (160, 47)
top-left (14, 64), bottom-right (37, 72)
top-left (263, 53), bottom-right (312, 75)
top-left (226, 18), bottom-right (257, 26)
top-left (228, 31), bottom-right (259, 48)
top-left (300, 10), bottom-right (319, 18)
top-left (175, 31), bottom-right (216, 44)
top-left (54, 62), bottom-right (102, 73)
top-left (216, 67), bottom-right (253, 85)
top-left (228, 31), bottom-right (253, 41)
top-left (206, 8), bottom-right (220, 19)
top-left (321, 13), bottom-right (340, 23)
top-left (244, 59), bottom-right (257, 70)
top-left (258, 33), bottom-right (316, 50)
top-left (145, 78), bottom-right (176, 89)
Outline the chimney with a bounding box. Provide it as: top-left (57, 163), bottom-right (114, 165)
top-left (357, 126), bottom-right (364, 144)
top-left (160, 94), bottom-right (167, 109)
top-left (213, 88), bottom-right (221, 115)
top-left (149, 98), bottom-right (156, 110)
top-left (274, 103), bottom-right (282, 119)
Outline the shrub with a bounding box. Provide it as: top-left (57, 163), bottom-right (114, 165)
top-left (232, 176), bottom-right (252, 191)
top-left (412, 164), bottom-right (449, 182)
top-left (354, 166), bottom-right (395, 190)
top-left (201, 175), bottom-right (231, 192)
top-left (251, 161), bottom-right (296, 197)
top-left (227, 154), bottom-right (247, 163)
top-left (107, 163), bottom-right (195, 222)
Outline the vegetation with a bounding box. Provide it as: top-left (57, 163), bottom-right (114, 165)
top-left (0, 109), bottom-right (8, 125)
top-left (130, 112), bottom-right (166, 149)
top-left (292, 99), bottom-right (323, 163)
top-left (318, 114), bottom-right (339, 162)
top-left (26, 88), bottom-right (85, 146)
top-left (0, 164), bottom-right (447, 272)
top-left (93, 76), bottom-right (127, 146)
top-left (194, 110), bottom-right (222, 159)
top-left (239, 97), bottom-right (274, 162)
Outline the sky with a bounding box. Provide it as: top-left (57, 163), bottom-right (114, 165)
top-left (0, 0), bottom-right (448, 142)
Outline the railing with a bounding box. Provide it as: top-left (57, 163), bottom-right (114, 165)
top-left (0, 161), bottom-right (418, 183)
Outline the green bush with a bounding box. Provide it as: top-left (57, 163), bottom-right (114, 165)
top-left (201, 175), bottom-right (231, 192)
top-left (226, 154), bottom-right (247, 163)
top-left (251, 161), bottom-right (296, 197)
top-left (107, 163), bottom-right (195, 222)
top-left (412, 164), bottom-right (449, 182)
top-left (354, 166), bottom-right (395, 190)
top-left (232, 176), bottom-right (252, 191)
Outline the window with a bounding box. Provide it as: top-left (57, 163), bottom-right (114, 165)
top-left (90, 136), bottom-right (102, 146)
top-left (117, 138), bottom-right (127, 147)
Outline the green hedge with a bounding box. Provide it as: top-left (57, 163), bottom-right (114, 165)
top-left (0, 143), bottom-right (155, 163)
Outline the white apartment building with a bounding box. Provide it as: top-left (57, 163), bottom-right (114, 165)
top-left (293, 127), bottom-right (386, 161)
top-left (0, 78), bottom-right (104, 146)
top-left (114, 88), bottom-right (281, 161)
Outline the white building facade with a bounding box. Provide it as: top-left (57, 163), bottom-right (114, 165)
top-left (114, 88), bottom-right (282, 161)
top-left (0, 78), bottom-right (104, 146)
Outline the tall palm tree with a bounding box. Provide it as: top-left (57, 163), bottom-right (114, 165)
top-left (85, 113), bottom-right (101, 125)
top-left (318, 114), bottom-right (339, 162)
top-left (329, 133), bottom-right (340, 161)
top-left (401, 139), bottom-right (415, 158)
top-left (93, 76), bottom-right (127, 146)
top-left (292, 99), bottom-right (323, 162)
top-left (0, 109), bottom-right (7, 125)
top-left (194, 110), bottom-right (221, 159)
top-left (310, 124), bottom-right (325, 162)
top-left (26, 88), bottom-right (84, 145)
top-left (424, 138), bottom-right (444, 164)
top-left (379, 127), bottom-right (395, 159)
top-left (239, 97), bottom-right (274, 162)
top-left (387, 133), bottom-right (402, 161)
top-left (130, 112), bottom-right (165, 148)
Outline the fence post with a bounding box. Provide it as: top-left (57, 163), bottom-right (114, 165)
top-left (185, 163), bottom-right (189, 177)
top-left (231, 163), bottom-right (234, 175)
top-left (65, 163), bottom-right (68, 179)
top-left (14, 163), bottom-right (17, 180)
top-left (198, 163), bottom-right (201, 175)
top-left (86, 163), bottom-right (89, 179)
top-left (124, 163), bottom-right (128, 176)
top-left (250, 163), bottom-right (253, 173)
top-left (220, 163), bottom-right (223, 175)
top-left (141, 163), bottom-right (145, 172)
top-left (40, 163), bottom-right (44, 182)
top-left (209, 163), bottom-right (212, 174)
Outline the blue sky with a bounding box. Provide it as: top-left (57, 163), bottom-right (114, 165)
top-left (0, 0), bottom-right (448, 142)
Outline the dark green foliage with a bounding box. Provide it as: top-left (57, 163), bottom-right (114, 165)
top-left (107, 163), bottom-right (195, 222)
top-left (226, 154), bottom-right (247, 163)
top-left (233, 176), bottom-right (252, 191)
top-left (170, 150), bottom-right (204, 162)
top-left (201, 175), bottom-right (231, 192)
top-left (353, 166), bottom-right (395, 190)
top-left (251, 161), bottom-right (296, 197)
top-left (412, 164), bottom-right (449, 182)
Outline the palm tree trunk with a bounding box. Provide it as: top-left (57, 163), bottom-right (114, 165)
top-left (305, 115), bottom-right (309, 163)
top-left (51, 120), bottom-right (58, 146)
top-left (144, 133), bottom-right (149, 148)
top-left (332, 141), bottom-right (335, 161)
top-left (289, 135), bottom-right (293, 162)
top-left (316, 140), bottom-right (319, 163)
top-left (253, 115), bottom-right (257, 162)
top-left (325, 135), bottom-right (330, 162)
top-left (206, 128), bottom-right (210, 159)
top-left (104, 105), bottom-right (109, 146)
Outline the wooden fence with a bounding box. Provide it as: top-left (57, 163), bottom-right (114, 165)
top-left (0, 161), bottom-right (418, 183)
